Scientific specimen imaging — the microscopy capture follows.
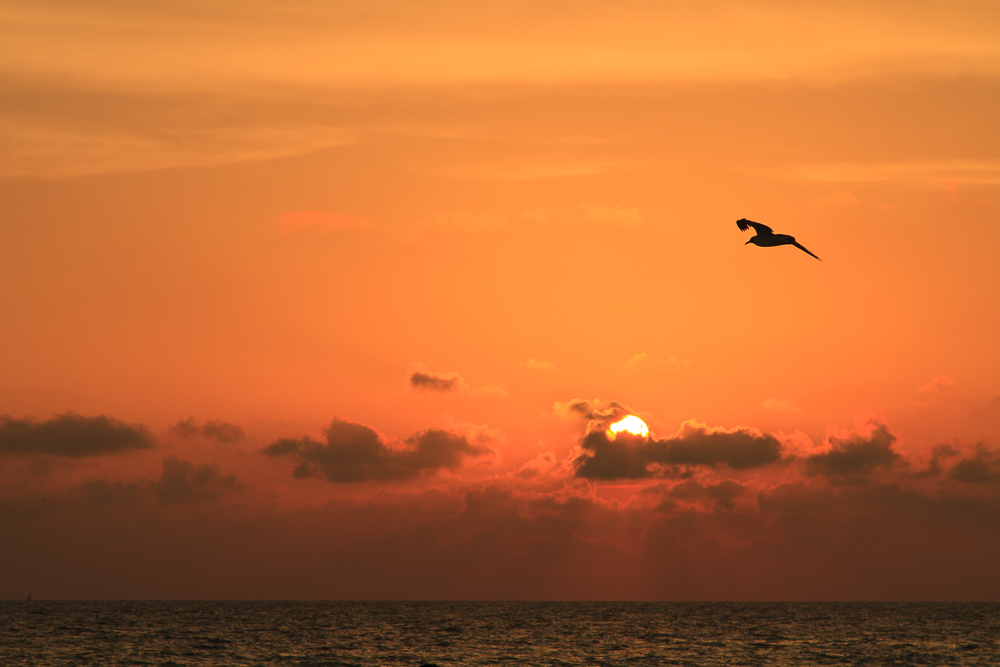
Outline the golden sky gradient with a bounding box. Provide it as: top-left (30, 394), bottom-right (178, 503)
top-left (2, 1), bottom-right (999, 600)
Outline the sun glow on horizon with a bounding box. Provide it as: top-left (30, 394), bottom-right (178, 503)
top-left (608, 415), bottom-right (649, 439)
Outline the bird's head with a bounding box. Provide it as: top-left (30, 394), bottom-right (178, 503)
top-left (745, 238), bottom-right (754, 245)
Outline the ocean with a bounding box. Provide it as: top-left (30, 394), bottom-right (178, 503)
top-left (1, 601), bottom-right (998, 666)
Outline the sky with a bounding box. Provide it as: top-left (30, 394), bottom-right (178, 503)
top-left (2, 0), bottom-right (1000, 601)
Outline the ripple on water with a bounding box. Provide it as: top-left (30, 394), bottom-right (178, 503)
top-left (0, 601), bottom-right (998, 666)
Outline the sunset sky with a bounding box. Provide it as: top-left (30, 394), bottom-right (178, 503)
top-left (2, 0), bottom-right (1000, 600)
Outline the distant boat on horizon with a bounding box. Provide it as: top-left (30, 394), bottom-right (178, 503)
top-left (27, 592), bottom-right (31, 601)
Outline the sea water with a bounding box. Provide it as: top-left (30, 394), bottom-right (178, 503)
top-left (1, 601), bottom-right (998, 666)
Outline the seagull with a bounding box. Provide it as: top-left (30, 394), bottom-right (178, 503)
top-left (737, 218), bottom-right (822, 261)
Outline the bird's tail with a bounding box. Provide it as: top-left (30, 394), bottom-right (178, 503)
top-left (793, 242), bottom-right (823, 262)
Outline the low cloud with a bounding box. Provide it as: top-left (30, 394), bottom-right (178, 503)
top-left (169, 417), bottom-right (245, 443)
top-left (263, 418), bottom-right (492, 482)
top-left (155, 456), bottom-right (240, 505)
top-left (805, 421), bottom-right (901, 478)
top-left (667, 478), bottom-right (748, 510)
top-left (409, 369), bottom-right (465, 393)
top-left (915, 443), bottom-right (960, 477)
top-left (74, 456), bottom-right (239, 506)
top-left (948, 445), bottom-right (1000, 485)
top-left (278, 210), bottom-right (372, 234)
top-left (0, 413), bottom-right (152, 457)
top-left (574, 418), bottom-right (782, 480)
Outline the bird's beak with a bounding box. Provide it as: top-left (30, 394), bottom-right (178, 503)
top-left (745, 240), bottom-right (752, 245)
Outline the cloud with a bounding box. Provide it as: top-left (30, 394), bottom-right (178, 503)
top-left (476, 383), bottom-right (509, 398)
top-left (262, 418), bottom-right (491, 482)
top-left (574, 417), bottom-right (783, 480)
top-left (624, 353), bottom-right (680, 370)
top-left (515, 451), bottom-right (561, 479)
top-left (798, 160), bottom-right (1000, 186)
top-left (809, 190), bottom-right (858, 208)
top-left (553, 398), bottom-right (631, 428)
top-left (661, 421), bottom-right (783, 470)
top-left (917, 375), bottom-right (956, 394)
top-left (73, 456), bottom-right (239, 506)
top-left (914, 443), bottom-right (961, 477)
top-left (6, 416), bottom-right (1000, 600)
top-left (155, 456), bottom-right (240, 505)
top-left (75, 479), bottom-right (148, 506)
top-left (581, 204), bottom-right (641, 226)
top-left (409, 369), bottom-right (465, 393)
top-left (424, 209), bottom-right (507, 232)
top-left (667, 478), bottom-right (748, 510)
top-left (519, 357), bottom-right (555, 370)
top-left (948, 445), bottom-right (1000, 485)
top-left (0, 88), bottom-right (357, 180)
top-left (805, 421), bottom-right (901, 478)
top-left (168, 417), bottom-right (245, 443)
top-left (409, 367), bottom-right (503, 396)
top-left (278, 210), bottom-right (373, 234)
top-left (522, 204), bottom-right (641, 227)
top-left (0, 413), bottom-right (152, 457)
top-left (623, 353), bottom-right (649, 369)
top-left (762, 399), bottom-right (804, 414)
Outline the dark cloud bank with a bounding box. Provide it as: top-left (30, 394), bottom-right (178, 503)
top-left (77, 456), bottom-right (238, 506)
top-left (575, 422), bottom-right (782, 480)
top-left (263, 418), bottom-right (489, 482)
top-left (0, 413), bottom-right (152, 457)
top-left (2, 407), bottom-right (999, 600)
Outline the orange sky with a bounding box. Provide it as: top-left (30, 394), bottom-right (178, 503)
top-left (2, 0), bottom-right (999, 600)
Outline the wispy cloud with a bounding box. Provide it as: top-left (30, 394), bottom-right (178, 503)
top-left (6, 2), bottom-right (1000, 88)
top-left (809, 190), bottom-right (858, 208)
top-left (623, 353), bottom-right (679, 370)
top-left (762, 399), bottom-right (804, 415)
top-left (422, 209), bottom-right (507, 232)
top-left (797, 160), bottom-right (1000, 186)
top-left (523, 204), bottom-right (641, 227)
top-left (917, 375), bottom-right (956, 394)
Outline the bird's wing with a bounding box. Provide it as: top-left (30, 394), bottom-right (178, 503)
top-left (793, 242), bottom-right (822, 262)
top-left (736, 218), bottom-right (773, 236)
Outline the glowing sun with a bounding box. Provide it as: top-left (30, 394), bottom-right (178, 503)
top-left (608, 415), bottom-right (649, 439)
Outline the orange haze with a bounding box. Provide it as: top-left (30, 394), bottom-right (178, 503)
top-left (1, 1), bottom-right (999, 600)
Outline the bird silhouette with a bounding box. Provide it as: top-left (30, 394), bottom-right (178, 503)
top-left (737, 218), bottom-right (822, 261)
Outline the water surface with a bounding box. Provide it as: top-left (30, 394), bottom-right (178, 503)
top-left (2, 601), bottom-right (998, 666)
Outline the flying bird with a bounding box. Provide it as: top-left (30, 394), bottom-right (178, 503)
top-left (737, 218), bottom-right (822, 261)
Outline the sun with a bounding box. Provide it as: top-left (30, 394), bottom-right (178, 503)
top-left (607, 415), bottom-right (649, 439)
